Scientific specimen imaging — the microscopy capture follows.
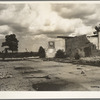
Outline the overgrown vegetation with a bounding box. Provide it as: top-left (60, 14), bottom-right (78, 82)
top-left (38, 46), bottom-right (46, 58)
top-left (74, 52), bottom-right (80, 60)
top-left (80, 56), bottom-right (100, 66)
top-left (55, 49), bottom-right (66, 58)
top-left (0, 52), bottom-right (38, 58)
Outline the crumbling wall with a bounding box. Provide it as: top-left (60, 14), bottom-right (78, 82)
top-left (65, 35), bottom-right (97, 58)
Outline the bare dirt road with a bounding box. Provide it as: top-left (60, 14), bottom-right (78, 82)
top-left (0, 58), bottom-right (100, 91)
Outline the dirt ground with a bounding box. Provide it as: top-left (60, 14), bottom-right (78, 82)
top-left (0, 58), bottom-right (100, 91)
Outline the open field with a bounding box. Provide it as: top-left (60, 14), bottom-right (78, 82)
top-left (0, 58), bottom-right (100, 91)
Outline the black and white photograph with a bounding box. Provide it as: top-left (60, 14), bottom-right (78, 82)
top-left (0, 1), bottom-right (100, 92)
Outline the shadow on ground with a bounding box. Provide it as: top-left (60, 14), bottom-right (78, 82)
top-left (32, 80), bottom-right (88, 91)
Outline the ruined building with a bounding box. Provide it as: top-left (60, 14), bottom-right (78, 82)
top-left (58, 35), bottom-right (97, 58)
top-left (46, 41), bottom-right (56, 58)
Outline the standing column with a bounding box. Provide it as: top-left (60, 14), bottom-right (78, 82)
top-left (46, 41), bottom-right (56, 58)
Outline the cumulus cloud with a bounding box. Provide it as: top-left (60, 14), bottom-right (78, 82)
top-left (0, 2), bottom-right (99, 51)
top-left (0, 3), bottom-right (97, 37)
top-left (52, 4), bottom-right (96, 19)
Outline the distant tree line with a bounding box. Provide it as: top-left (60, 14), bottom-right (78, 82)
top-left (1, 34), bottom-right (80, 59)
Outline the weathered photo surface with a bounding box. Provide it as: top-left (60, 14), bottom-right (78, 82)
top-left (0, 1), bottom-right (100, 91)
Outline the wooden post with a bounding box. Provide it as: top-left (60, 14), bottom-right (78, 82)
top-left (98, 32), bottom-right (100, 49)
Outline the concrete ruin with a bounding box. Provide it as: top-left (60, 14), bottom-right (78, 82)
top-left (46, 41), bottom-right (56, 58)
top-left (57, 35), bottom-right (99, 58)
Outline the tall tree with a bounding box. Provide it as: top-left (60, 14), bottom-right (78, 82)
top-left (38, 46), bottom-right (46, 58)
top-left (2, 34), bottom-right (19, 53)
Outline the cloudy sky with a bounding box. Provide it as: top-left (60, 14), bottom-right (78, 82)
top-left (0, 2), bottom-right (99, 52)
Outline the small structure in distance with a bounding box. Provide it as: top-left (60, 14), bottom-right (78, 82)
top-left (46, 41), bottom-right (56, 58)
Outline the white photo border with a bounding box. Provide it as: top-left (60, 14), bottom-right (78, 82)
top-left (0, 0), bottom-right (100, 99)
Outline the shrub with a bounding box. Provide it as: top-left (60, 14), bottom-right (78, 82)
top-left (55, 49), bottom-right (66, 58)
top-left (74, 52), bottom-right (80, 60)
top-left (38, 46), bottom-right (46, 58)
